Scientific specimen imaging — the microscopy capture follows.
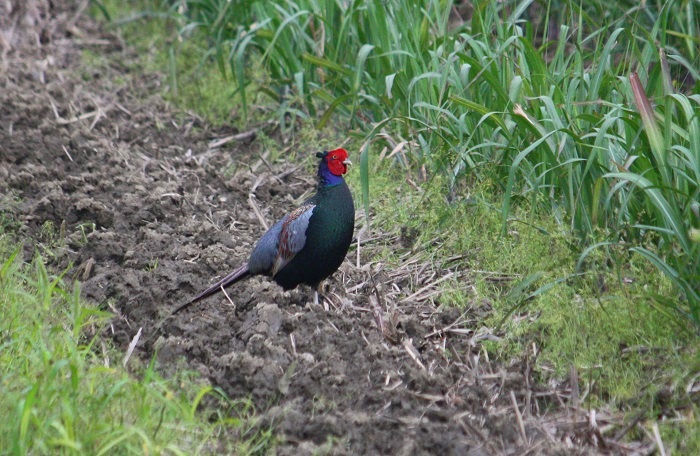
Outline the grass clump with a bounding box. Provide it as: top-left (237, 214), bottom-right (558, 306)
top-left (0, 239), bottom-right (271, 455)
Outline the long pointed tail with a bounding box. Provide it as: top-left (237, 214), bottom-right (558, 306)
top-left (172, 263), bottom-right (251, 315)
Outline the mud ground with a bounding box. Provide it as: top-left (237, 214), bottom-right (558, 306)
top-left (1, 2), bottom-right (652, 454)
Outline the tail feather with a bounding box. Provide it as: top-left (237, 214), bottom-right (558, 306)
top-left (172, 263), bottom-right (250, 315)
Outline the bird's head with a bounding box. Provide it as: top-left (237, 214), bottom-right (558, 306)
top-left (316, 148), bottom-right (352, 177)
top-left (316, 149), bottom-right (352, 185)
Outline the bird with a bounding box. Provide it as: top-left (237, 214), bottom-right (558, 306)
top-left (173, 148), bottom-right (355, 315)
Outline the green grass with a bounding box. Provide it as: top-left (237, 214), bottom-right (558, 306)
top-left (347, 154), bottom-right (700, 451)
top-left (352, 151), bottom-right (687, 396)
top-left (0, 239), bottom-right (272, 454)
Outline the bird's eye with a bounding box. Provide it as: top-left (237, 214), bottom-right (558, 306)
top-left (332, 155), bottom-right (337, 160)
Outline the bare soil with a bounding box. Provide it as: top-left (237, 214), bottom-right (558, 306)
top-left (0, 2), bottom-right (652, 455)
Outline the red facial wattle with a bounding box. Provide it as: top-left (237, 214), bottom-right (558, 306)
top-left (327, 148), bottom-right (349, 176)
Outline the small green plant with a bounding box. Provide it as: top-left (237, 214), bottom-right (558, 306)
top-left (146, 258), bottom-right (159, 272)
top-left (36, 220), bottom-right (68, 260)
top-left (0, 193), bottom-right (22, 234)
top-left (77, 222), bottom-right (97, 245)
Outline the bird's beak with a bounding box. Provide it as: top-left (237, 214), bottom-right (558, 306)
top-left (343, 159), bottom-right (352, 166)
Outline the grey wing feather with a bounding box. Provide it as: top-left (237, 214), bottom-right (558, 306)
top-left (247, 204), bottom-right (315, 276)
top-left (247, 220), bottom-right (283, 274)
top-left (272, 204), bottom-right (315, 275)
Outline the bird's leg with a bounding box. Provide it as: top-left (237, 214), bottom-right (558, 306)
top-left (306, 283), bottom-right (329, 308)
top-left (304, 286), bottom-right (320, 307)
top-left (314, 281), bottom-right (331, 310)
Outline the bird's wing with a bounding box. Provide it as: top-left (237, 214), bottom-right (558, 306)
top-left (271, 204), bottom-right (315, 276)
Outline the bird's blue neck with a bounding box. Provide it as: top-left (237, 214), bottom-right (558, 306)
top-left (318, 164), bottom-right (344, 188)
